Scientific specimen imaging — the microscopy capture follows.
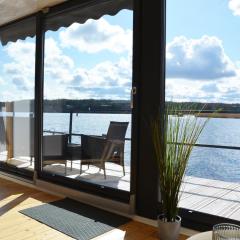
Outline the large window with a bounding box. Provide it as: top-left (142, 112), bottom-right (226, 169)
top-left (0, 32), bottom-right (36, 178)
top-left (41, 9), bottom-right (133, 196)
top-left (166, 0), bottom-right (240, 223)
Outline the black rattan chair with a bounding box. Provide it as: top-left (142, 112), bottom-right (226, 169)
top-left (80, 121), bottom-right (129, 179)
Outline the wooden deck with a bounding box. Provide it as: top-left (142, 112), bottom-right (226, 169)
top-left (0, 177), bottom-right (187, 240)
top-left (0, 157), bottom-right (131, 191)
top-left (1, 156), bottom-right (240, 221)
top-left (180, 176), bottom-right (240, 221)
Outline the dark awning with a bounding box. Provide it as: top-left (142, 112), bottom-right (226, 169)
top-left (0, 0), bottom-right (133, 46)
top-left (0, 16), bottom-right (37, 46)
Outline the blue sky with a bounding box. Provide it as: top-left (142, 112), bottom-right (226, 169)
top-left (167, 0), bottom-right (240, 61)
top-left (1, 1), bottom-right (240, 103)
top-left (166, 0), bottom-right (240, 103)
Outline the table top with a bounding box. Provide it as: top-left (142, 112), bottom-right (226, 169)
top-left (187, 231), bottom-right (212, 240)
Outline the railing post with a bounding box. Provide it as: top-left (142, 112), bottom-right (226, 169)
top-left (69, 111), bottom-right (73, 143)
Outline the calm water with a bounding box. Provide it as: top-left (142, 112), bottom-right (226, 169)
top-left (44, 113), bottom-right (240, 183)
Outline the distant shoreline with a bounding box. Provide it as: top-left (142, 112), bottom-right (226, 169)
top-left (196, 112), bottom-right (240, 119)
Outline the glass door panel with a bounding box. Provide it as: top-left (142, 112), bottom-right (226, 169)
top-left (0, 35), bottom-right (36, 178)
top-left (166, 0), bottom-right (240, 222)
top-left (42, 8), bottom-right (133, 197)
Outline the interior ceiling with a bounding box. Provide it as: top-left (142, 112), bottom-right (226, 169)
top-left (0, 0), bottom-right (66, 27)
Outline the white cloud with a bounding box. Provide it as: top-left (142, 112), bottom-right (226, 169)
top-left (44, 38), bottom-right (74, 83)
top-left (59, 18), bottom-right (132, 54)
top-left (166, 74), bottom-right (240, 103)
top-left (165, 35), bottom-right (240, 103)
top-left (40, 36), bottom-right (132, 100)
top-left (0, 77), bottom-right (3, 85)
top-left (166, 35), bottom-right (237, 80)
top-left (66, 55), bottom-right (132, 99)
top-left (0, 17), bottom-right (133, 101)
top-left (1, 36), bottom-right (132, 101)
top-left (229, 0), bottom-right (240, 16)
top-left (42, 37), bottom-right (132, 99)
top-left (166, 79), bottom-right (208, 102)
top-left (72, 58), bottom-right (131, 88)
top-left (4, 40), bottom-right (35, 64)
top-left (3, 32), bottom-right (240, 103)
top-left (2, 40), bottom-right (35, 95)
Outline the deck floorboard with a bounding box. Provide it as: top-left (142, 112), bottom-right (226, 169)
top-left (180, 176), bottom-right (240, 221)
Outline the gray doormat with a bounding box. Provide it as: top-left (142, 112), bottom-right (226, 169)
top-left (20, 198), bottom-right (130, 240)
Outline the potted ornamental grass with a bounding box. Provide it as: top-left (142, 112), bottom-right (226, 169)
top-left (151, 104), bottom-right (210, 240)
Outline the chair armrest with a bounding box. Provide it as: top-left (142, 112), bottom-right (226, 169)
top-left (81, 134), bottom-right (106, 159)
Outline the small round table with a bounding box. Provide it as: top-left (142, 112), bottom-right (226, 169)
top-left (187, 231), bottom-right (212, 240)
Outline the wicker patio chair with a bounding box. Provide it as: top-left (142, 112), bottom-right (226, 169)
top-left (80, 121), bottom-right (129, 179)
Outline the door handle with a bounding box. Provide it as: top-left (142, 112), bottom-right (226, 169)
top-left (131, 87), bottom-right (137, 109)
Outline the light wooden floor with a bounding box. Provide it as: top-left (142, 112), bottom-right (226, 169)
top-left (0, 177), bottom-right (187, 240)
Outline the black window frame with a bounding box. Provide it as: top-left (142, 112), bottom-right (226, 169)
top-left (0, 0), bottom-right (239, 231)
top-left (35, 0), bottom-right (136, 203)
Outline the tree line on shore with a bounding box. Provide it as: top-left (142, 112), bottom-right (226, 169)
top-left (1, 99), bottom-right (240, 113)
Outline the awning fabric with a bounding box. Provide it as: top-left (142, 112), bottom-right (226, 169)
top-left (0, 0), bottom-right (66, 27)
top-left (0, 0), bottom-right (133, 46)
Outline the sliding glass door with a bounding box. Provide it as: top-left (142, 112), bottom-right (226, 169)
top-left (0, 21), bottom-right (36, 178)
top-left (40, 5), bottom-right (134, 201)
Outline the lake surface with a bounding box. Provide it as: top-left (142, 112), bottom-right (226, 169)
top-left (44, 113), bottom-right (240, 183)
